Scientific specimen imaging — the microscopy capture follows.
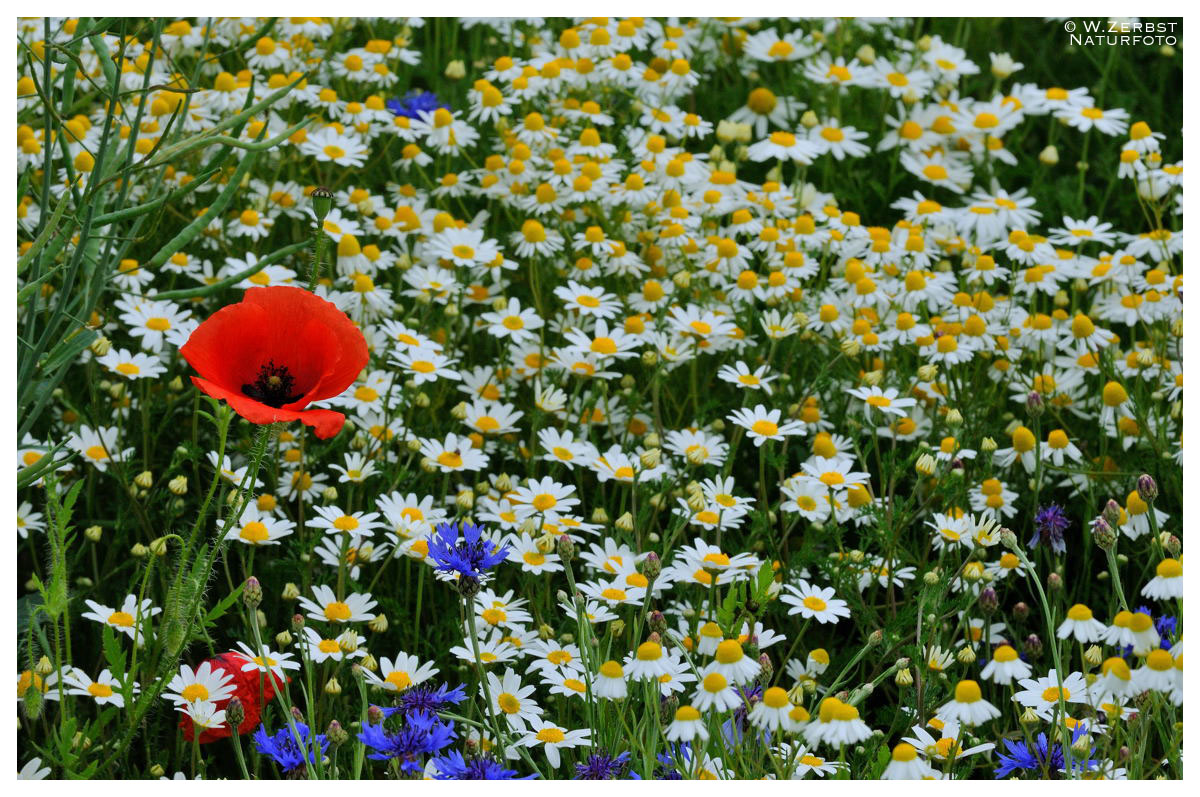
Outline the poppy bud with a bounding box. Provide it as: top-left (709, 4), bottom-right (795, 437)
top-left (1136, 474), bottom-right (1158, 503)
top-left (22, 684), bottom-right (42, 720)
top-left (243, 577), bottom-right (262, 610)
top-left (310, 186), bottom-right (334, 222)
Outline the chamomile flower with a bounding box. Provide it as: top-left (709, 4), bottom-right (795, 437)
top-left (296, 585), bottom-right (378, 624)
top-left (937, 679), bottom-right (1001, 726)
top-left (780, 580), bottom-right (850, 624)
top-left (728, 405), bottom-right (806, 446)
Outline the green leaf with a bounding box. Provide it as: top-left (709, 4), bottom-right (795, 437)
top-left (101, 625), bottom-right (127, 680)
top-left (203, 583), bottom-right (244, 627)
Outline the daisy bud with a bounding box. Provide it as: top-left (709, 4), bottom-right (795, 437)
top-left (85, 525), bottom-right (103, 542)
top-left (275, 630), bottom-right (292, 648)
top-left (280, 582), bottom-right (301, 600)
top-left (687, 491), bottom-right (706, 512)
top-left (1037, 145), bottom-right (1059, 166)
top-left (324, 677), bottom-right (342, 695)
top-left (557, 535), bottom-right (575, 562)
top-left (149, 764), bottom-right (165, 778)
top-left (855, 44), bottom-right (876, 64)
top-left (923, 568), bottom-right (940, 585)
top-left (916, 364), bottom-right (938, 382)
top-left (33, 656), bottom-right (53, 678)
top-left (615, 512), bottom-right (635, 532)
top-left (839, 338), bottom-right (862, 356)
top-left (456, 490), bottom-right (475, 510)
top-left (131, 543), bottom-right (149, 558)
top-left (591, 507), bottom-right (609, 524)
top-left (1020, 706), bottom-right (1040, 726)
top-left (414, 391), bottom-right (431, 408)
top-left (560, 633), bottom-right (575, 645)
top-left (990, 52), bottom-right (1017, 78)
top-left (894, 667), bottom-right (914, 687)
top-left (710, 419), bottom-right (725, 433)
top-left (800, 110), bottom-right (819, 129)
top-left (915, 453), bottom-right (937, 476)
top-left (640, 448), bottom-right (661, 469)
top-left (366, 612), bottom-right (389, 633)
top-left (134, 470), bottom-right (154, 489)
top-left (1023, 634), bottom-right (1043, 660)
top-left (1011, 601), bottom-right (1030, 622)
top-left (868, 629), bottom-right (884, 648)
top-left (1083, 645), bottom-right (1102, 668)
top-left (609, 619), bottom-right (625, 639)
top-left (419, 457), bottom-right (437, 473)
top-left (672, 270), bottom-right (691, 289)
top-left (956, 646), bottom-right (976, 665)
top-left (450, 401), bottom-right (469, 420)
top-left (321, 487), bottom-right (338, 503)
top-left (338, 630), bottom-right (361, 653)
top-left (861, 369), bottom-right (883, 387)
top-left (163, 475), bottom-right (188, 496)
top-left (715, 119), bottom-right (739, 143)
top-left (310, 186), bottom-right (333, 223)
top-left (226, 697), bottom-right (245, 730)
top-left (168, 375), bottom-right (184, 392)
top-left (641, 350), bottom-right (659, 367)
top-left (443, 59), bottom-right (466, 80)
top-left (945, 408), bottom-right (963, 427)
top-left (89, 336), bottom-right (111, 356)
top-left (1047, 572), bottom-right (1063, 592)
top-left (1025, 390), bottom-right (1044, 418)
top-left (76, 577), bottom-right (93, 588)
top-left (1136, 474), bottom-right (1158, 503)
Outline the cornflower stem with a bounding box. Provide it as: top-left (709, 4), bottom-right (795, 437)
top-left (1008, 542), bottom-right (1075, 777)
top-left (228, 725), bottom-right (251, 780)
top-left (1104, 548), bottom-right (1131, 613)
top-left (248, 608), bottom-right (317, 780)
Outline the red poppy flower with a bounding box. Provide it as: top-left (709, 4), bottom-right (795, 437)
top-left (179, 652), bottom-right (285, 743)
top-left (181, 286), bottom-right (368, 439)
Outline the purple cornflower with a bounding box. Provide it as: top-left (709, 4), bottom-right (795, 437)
top-left (427, 521), bottom-right (509, 593)
top-left (431, 750), bottom-right (537, 780)
top-left (574, 750), bottom-right (632, 779)
top-left (387, 90), bottom-right (449, 119)
top-left (252, 721), bottom-right (328, 776)
top-left (1029, 503), bottom-right (1070, 554)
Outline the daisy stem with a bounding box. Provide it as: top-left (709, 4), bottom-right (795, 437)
top-left (1103, 548), bottom-right (1130, 613)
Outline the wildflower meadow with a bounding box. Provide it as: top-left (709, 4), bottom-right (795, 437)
top-left (14, 16), bottom-right (1184, 781)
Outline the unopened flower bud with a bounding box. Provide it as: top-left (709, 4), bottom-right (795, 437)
top-left (168, 475), bottom-right (188, 495)
top-left (324, 677), bottom-right (342, 695)
top-left (131, 543), bottom-right (149, 558)
top-left (1024, 633), bottom-right (1043, 660)
top-left (640, 448), bottom-right (661, 469)
top-left (1012, 601), bottom-right (1030, 622)
top-left (956, 646), bottom-right (976, 664)
top-left (800, 110), bottom-right (819, 129)
top-left (282, 582), bottom-right (300, 600)
top-left (1163, 534), bottom-right (1181, 557)
top-left (85, 525), bottom-right (103, 542)
top-left (368, 614), bottom-right (388, 633)
top-left (1038, 146), bottom-right (1059, 166)
top-left (642, 551), bottom-right (661, 581)
top-left (868, 629), bottom-right (884, 648)
top-left (614, 512), bottom-right (634, 532)
top-left (1020, 706), bottom-right (1040, 726)
top-left (90, 336), bottom-right (111, 356)
top-left (1047, 572), bottom-right (1063, 592)
top-left (1136, 474), bottom-right (1158, 503)
top-left (367, 705), bottom-right (384, 725)
top-left (647, 610), bottom-right (667, 635)
top-left (444, 59), bottom-right (466, 80)
top-left (999, 527), bottom-right (1019, 551)
top-left (895, 667), bottom-right (913, 686)
top-left (980, 436), bottom-right (997, 453)
top-left (1025, 391), bottom-right (1044, 418)
top-left (243, 577), bottom-right (262, 609)
top-left (1083, 645), bottom-right (1102, 667)
top-left (149, 537), bottom-right (169, 557)
top-left (275, 630), bottom-right (293, 648)
top-left (292, 613), bottom-right (305, 632)
top-left (557, 535), bottom-right (575, 562)
top-left (1103, 499), bottom-right (1122, 527)
top-left (978, 587), bottom-right (998, 615)
top-left (226, 697), bottom-right (245, 729)
top-left (591, 507), bottom-right (609, 524)
top-left (915, 453), bottom-right (937, 476)
top-left (134, 470), bottom-right (153, 489)
top-left (945, 408), bottom-right (963, 427)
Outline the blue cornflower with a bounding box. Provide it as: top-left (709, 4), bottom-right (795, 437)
top-left (378, 682), bottom-right (468, 718)
top-left (994, 725), bottom-right (1097, 778)
top-left (574, 750), bottom-right (632, 779)
top-left (426, 521), bottom-right (509, 592)
top-left (386, 90), bottom-right (449, 119)
top-left (1029, 504), bottom-right (1070, 554)
top-left (358, 710), bottom-right (457, 772)
top-left (252, 721), bottom-right (328, 776)
top-left (431, 750), bottom-right (537, 780)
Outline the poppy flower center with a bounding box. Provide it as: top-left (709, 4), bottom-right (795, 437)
top-left (242, 360), bottom-right (304, 407)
